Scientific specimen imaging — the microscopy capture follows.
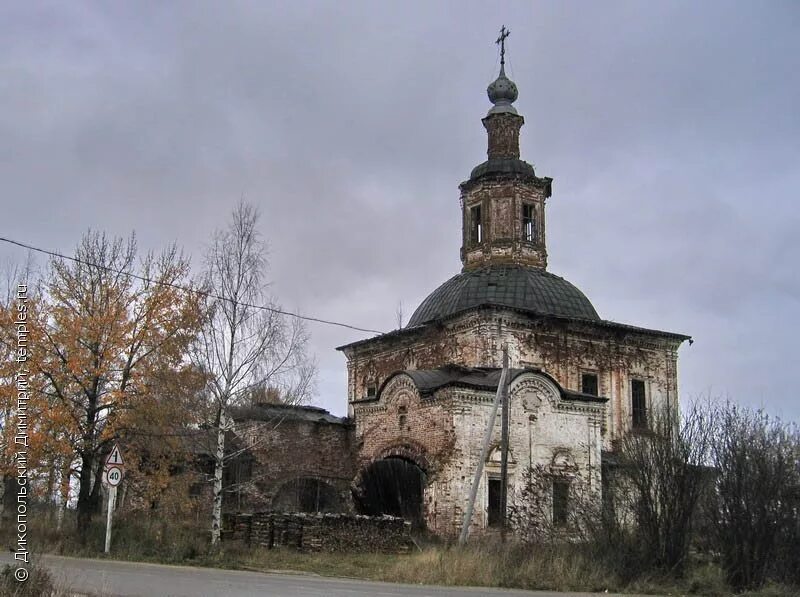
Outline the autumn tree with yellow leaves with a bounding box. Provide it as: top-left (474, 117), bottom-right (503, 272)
top-left (30, 231), bottom-right (202, 539)
top-left (115, 362), bottom-right (207, 517)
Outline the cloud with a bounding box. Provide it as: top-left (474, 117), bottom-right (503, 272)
top-left (1, 1), bottom-right (798, 419)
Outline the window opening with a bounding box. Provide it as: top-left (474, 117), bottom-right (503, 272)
top-left (581, 373), bottom-right (599, 396)
top-left (553, 480), bottom-right (569, 527)
top-left (522, 204), bottom-right (535, 242)
top-left (488, 477), bottom-right (503, 527)
top-left (470, 205), bottom-right (483, 244)
top-left (631, 379), bottom-right (647, 429)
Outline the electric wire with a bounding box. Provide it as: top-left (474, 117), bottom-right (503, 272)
top-left (0, 235), bottom-right (386, 335)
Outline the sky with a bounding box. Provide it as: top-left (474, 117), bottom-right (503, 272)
top-left (1, 1), bottom-right (798, 419)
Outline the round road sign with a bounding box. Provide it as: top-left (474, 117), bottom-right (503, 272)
top-left (105, 466), bottom-right (123, 487)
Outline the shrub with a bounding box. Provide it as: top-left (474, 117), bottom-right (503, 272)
top-left (0, 563), bottom-right (55, 597)
top-left (705, 405), bottom-right (800, 592)
top-left (612, 402), bottom-right (715, 574)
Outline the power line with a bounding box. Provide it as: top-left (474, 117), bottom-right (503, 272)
top-left (0, 235), bottom-right (386, 335)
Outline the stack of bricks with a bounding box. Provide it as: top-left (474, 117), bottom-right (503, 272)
top-left (231, 513), bottom-right (252, 544)
top-left (226, 511), bottom-right (411, 553)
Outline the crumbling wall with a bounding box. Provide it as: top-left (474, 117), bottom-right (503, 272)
top-left (503, 315), bottom-right (681, 445)
top-left (351, 373), bottom-right (457, 533)
top-left (460, 179), bottom-right (550, 270)
top-left (345, 327), bottom-right (487, 411)
top-left (340, 308), bottom-right (683, 535)
top-left (343, 309), bottom-right (683, 448)
top-left (228, 411), bottom-right (357, 513)
top-left (354, 373), bottom-right (456, 470)
top-left (448, 374), bottom-right (604, 537)
top-left (351, 371), bottom-right (604, 536)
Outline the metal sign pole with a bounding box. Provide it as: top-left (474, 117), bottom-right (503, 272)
top-left (105, 485), bottom-right (117, 553)
top-left (103, 445), bottom-right (124, 554)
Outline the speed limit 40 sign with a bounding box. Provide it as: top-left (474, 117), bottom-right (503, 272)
top-left (105, 466), bottom-right (123, 487)
top-left (103, 443), bottom-right (125, 553)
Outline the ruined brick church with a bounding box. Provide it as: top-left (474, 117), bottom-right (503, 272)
top-left (228, 39), bottom-right (690, 538)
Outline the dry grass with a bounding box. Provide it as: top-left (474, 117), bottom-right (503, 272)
top-left (378, 542), bottom-right (613, 591)
top-left (5, 513), bottom-right (798, 596)
top-left (213, 540), bottom-right (789, 596)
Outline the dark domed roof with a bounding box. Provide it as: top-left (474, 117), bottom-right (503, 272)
top-left (407, 265), bottom-right (600, 327)
top-left (469, 158), bottom-right (536, 181)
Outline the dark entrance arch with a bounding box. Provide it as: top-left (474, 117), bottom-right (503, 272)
top-left (353, 456), bottom-right (427, 528)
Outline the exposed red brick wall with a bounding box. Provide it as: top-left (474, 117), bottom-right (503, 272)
top-left (353, 374), bottom-right (456, 474)
top-left (227, 415), bottom-right (357, 514)
top-left (342, 309), bottom-right (683, 448)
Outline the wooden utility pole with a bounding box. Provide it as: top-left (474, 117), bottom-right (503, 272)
top-left (499, 344), bottom-right (510, 540)
top-left (458, 346), bottom-right (510, 545)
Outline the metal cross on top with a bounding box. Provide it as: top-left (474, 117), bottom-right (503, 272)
top-left (496, 25), bottom-right (510, 67)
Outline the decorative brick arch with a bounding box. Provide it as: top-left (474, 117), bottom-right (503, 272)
top-left (352, 440), bottom-right (432, 499)
top-left (376, 441), bottom-right (431, 473)
top-left (351, 443), bottom-right (429, 527)
top-left (377, 371), bottom-right (419, 404)
top-left (510, 371), bottom-right (560, 410)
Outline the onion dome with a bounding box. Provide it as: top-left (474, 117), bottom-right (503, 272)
top-left (487, 65), bottom-right (519, 115)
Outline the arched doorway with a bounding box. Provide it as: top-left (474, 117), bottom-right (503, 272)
top-left (353, 456), bottom-right (427, 528)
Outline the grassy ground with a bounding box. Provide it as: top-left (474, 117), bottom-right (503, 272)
top-left (3, 513), bottom-right (797, 597)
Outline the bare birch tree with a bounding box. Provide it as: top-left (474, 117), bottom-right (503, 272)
top-left (190, 202), bottom-right (314, 547)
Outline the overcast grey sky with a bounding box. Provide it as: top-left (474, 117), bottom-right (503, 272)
top-left (2, 1), bottom-right (798, 419)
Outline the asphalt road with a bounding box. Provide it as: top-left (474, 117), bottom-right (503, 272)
top-left (0, 553), bottom-right (636, 597)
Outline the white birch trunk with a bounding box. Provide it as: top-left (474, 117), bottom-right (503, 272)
top-left (194, 203), bottom-right (313, 549)
top-left (210, 408), bottom-right (226, 547)
top-left (56, 459), bottom-right (70, 532)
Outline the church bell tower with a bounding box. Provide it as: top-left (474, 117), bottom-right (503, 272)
top-left (460, 27), bottom-right (553, 271)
